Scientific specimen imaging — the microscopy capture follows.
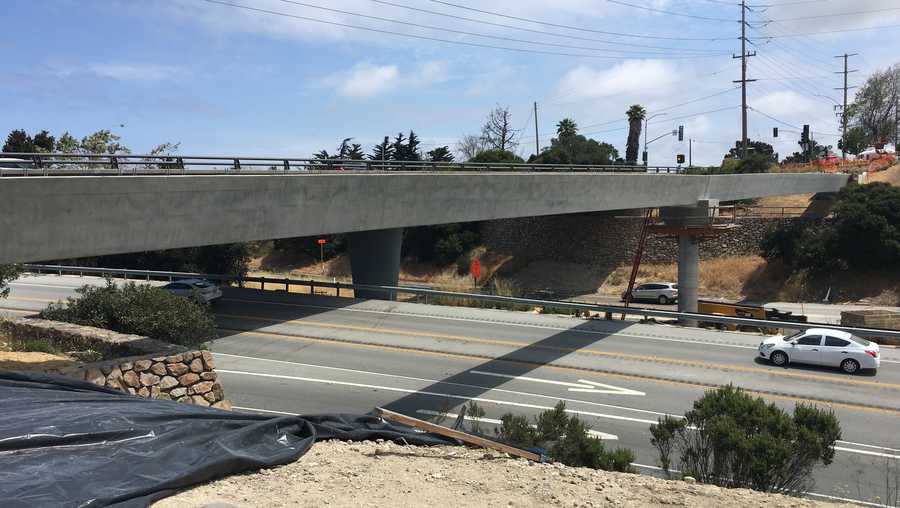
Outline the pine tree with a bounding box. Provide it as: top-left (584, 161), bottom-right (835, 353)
top-left (369, 136), bottom-right (394, 161)
top-left (405, 130), bottom-right (421, 161)
top-left (427, 146), bottom-right (454, 162)
top-left (391, 132), bottom-right (407, 160)
top-left (3, 130), bottom-right (34, 153)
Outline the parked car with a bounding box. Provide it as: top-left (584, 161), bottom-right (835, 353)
top-left (161, 279), bottom-right (222, 303)
top-left (758, 328), bottom-right (880, 374)
top-left (621, 282), bottom-right (678, 305)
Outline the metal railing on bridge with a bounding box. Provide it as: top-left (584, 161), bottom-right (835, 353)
top-left (1, 152), bottom-right (692, 176)
top-left (21, 263), bottom-right (900, 340)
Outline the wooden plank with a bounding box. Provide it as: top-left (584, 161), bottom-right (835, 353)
top-left (374, 407), bottom-right (542, 462)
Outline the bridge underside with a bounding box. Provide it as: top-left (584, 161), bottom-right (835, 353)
top-left (0, 172), bottom-right (846, 301)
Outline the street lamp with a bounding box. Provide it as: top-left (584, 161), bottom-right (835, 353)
top-left (643, 113), bottom-right (667, 165)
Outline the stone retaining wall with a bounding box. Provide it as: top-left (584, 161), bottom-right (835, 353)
top-left (1, 317), bottom-right (230, 408)
top-left (47, 350), bottom-right (231, 409)
top-left (481, 211), bottom-right (823, 266)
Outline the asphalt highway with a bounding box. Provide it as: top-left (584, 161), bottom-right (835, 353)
top-left (4, 274), bottom-right (900, 507)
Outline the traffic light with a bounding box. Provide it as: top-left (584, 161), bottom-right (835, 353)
top-left (676, 154), bottom-right (686, 164)
top-left (801, 125), bottom-right (810, 143)
top-left (677, 125), bottom-right (684, 142)
top-left (773, 127), bottom-right (778, 138)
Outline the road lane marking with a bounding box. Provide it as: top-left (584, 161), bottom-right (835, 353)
top-left (832, 446), bottom-right (900, 460)
top-left (214, 352), bottom-right (665, 416)
top-left (216, 368), bottom-right (663, 426)
top-left (468, 370), bottom-right (645, 396)
top-left (413, 409), bottom-right (619, 440)
top-left (216, 328), bottom-right (900, 416)
top-left (9, 282), bottom-right (84, 290)
top-left (5, 296), bottom-right (56, 303)
top-left (217, 314), bottom-right (900, 389)
top-left (836, 440), bottom-right (900, 453)
top-left (218, 296), bottom-right (763, 350)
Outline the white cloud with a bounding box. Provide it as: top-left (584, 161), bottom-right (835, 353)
top-left (336, 62), bottom-right (399, 98)
top-left (332, 60), bottom-right (449, 98)
top-left (750, 91), bottom-right (817, 119)
top-left (554, 60), bottom-right (678, 101)
top-left (89, 63), bottom-right (183, 81)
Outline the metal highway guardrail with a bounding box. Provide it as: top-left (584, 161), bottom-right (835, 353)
top-left (2, 152), bottom-right (690, 175)
top-left (22, 264), bottom-right (900, 340)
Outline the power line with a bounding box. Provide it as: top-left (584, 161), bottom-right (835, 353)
top-left (755, 23), bottom-right (900, 38)
top-left (273, 0), bottom-right (727, 57)
top-left (368, 0), bottom-right (723, 52)
top-left (579, 87), bottom-right (740, 129)
top-left (427, 0), bottom-right (736, 41)
top-left (768, 6), bottom-right (900, 22)
top-left (603, 0), bottom-right (736, 22)
top-left (199, 0), bottom-right (717, 59)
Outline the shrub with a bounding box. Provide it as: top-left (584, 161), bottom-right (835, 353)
top-left (496, 401), bottom-right (636, 472)
top-left (649, 385), bottom-right (841, 494)
top-left (40, 280), bottom-right (217, 348)
top-left (0, 264), bottom-right (21, 299)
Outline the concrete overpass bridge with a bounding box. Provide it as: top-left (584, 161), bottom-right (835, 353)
top-left (0, 153), bottom-right (848, 310)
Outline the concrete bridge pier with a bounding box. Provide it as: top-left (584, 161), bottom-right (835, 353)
top-left (349, 228), bottom-right (403, 300)
top-left (659, 200), bottom-right (718, 325)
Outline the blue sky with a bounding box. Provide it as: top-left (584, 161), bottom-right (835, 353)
top-left (3, 0), bottom-right (899, 165)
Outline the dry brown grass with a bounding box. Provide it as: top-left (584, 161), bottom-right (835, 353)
top-left (599, 256), bottom-right (768, 300)
top-left (755, 193), bottom-right (813, 209)
top-left (869, 164), bottom-right (900, 186)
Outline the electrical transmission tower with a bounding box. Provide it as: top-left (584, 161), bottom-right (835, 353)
top-left (834, 53), bottom-right (858, 160)
top-left (733, 0), bottom-right (756, 159)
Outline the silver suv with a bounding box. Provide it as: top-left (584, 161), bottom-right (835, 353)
top-left (622, 282), bottom-right (678, 305)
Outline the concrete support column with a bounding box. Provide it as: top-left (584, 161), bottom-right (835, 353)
top-left (349, 228), bottom-right (403, 300)
top-left (677, 234), bottom-right (699, 325)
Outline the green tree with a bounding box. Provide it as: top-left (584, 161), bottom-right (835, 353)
top-left (850, 64), bottom-right (899, 148)
top-left (369, 136), bottom-right (394, 161)
top-left (496, 401), bottom-right (635, 472)
top-left (3, 130), bottom-right (33, 152)
top-left (468, 149), bottom-right (524, 164)
top-left (55, 132), bottom-right (79, 153)
top-left (346, 142), bottom-right (365, 160)
top-left (650, 385), bottom-right (840, 494)
top-left (838, 125), bottom-right (867, 156)
top-left (733, 152), bottom-right (773, 173)
top-left (0, 264), bottom-right (22, 299)
top-left (529, 119), bottom-right (618, 167)
top-left (556, 118), bottom-right (578, 139)
top-left (40, 281), bottom-right (217, 348)
top-left (726, 140), bottom-right (775, 160)
top-left (625, 105), bottom-right (646, 164)
top-left (32, 130), bottom-right (55, 153)
top-left (80, 129), bottom-right (129, 154)
top-left (427, 146), bottom-right (454, 162)
top-left (390, 132), bottom-right (407, 160)
top-left (394, 130), bottom-right (421, 160)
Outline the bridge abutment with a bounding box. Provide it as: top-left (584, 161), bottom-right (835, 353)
top-left (349, 228), bottom-right (403, 300)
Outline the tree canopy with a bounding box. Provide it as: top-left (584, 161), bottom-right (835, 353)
top-left (850, 64), bottom-right (899, 148)
top-left (529, 118), bottom-right (618, 166)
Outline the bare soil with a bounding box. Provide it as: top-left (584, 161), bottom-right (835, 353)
top-left (869, 164), bottom-right (900, 186)
top-left (154, 440), bottom-right (851, 508)
top-left (0, 333), bottom-right (79, 372)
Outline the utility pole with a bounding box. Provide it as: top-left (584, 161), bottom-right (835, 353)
top-left (533, 101), bottom-right (540, 156)
top-left (733, 0), bottom-right (756, 159)
top-left (834, 53), bottom-right (858, 160)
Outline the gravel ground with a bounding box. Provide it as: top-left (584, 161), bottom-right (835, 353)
top-left (154, 440), bottom-right (852, 508)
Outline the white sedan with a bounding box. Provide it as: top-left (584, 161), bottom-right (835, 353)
top-left (759, 328), bottom-right (880, 374)
top-left (161, 279), bottom-right (223, 303)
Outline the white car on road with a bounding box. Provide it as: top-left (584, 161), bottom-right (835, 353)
top-left (759, 328), bottom-right (880, 374)
top-left (161, 279), bottom-right (223, 303)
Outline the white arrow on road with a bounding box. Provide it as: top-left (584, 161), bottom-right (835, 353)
top-left (469, 370), bottom-right (645, 396)
top-left (415, 410), bottom-right (619, 440)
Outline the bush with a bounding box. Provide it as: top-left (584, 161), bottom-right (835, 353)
top-left (761, 183), bottom-right (900, 273)
top-left (40, 280), bottom-right (217, 348)
top-left (649, 385), bottom-right (841, 494)
top-left (496, 401), bottom-right (635, 472)
top-left (0, 264), bottom-right (21, 299)
top-left (734, 153), bottom-right (774, 173)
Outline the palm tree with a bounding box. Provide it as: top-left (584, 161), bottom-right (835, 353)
top-left (556, 118), bottom-right (578, 139)
top-left (625, 104), bottom-right (646, 164)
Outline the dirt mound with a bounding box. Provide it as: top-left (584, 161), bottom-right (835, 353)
top-left (869, 164), bottom-right (900, 186)
top-left (155, 440), bottom-right (851, 508)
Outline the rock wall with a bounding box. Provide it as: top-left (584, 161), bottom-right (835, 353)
top-left (1, 317), bottom-right (230, 408)
top-left (481, 211), bottom-right (821, 266)
top-left (48, 351), bottom-right (231, 409)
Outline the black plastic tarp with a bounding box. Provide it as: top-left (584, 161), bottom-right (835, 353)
top-left (0, 371), bottom-right (454, 507)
